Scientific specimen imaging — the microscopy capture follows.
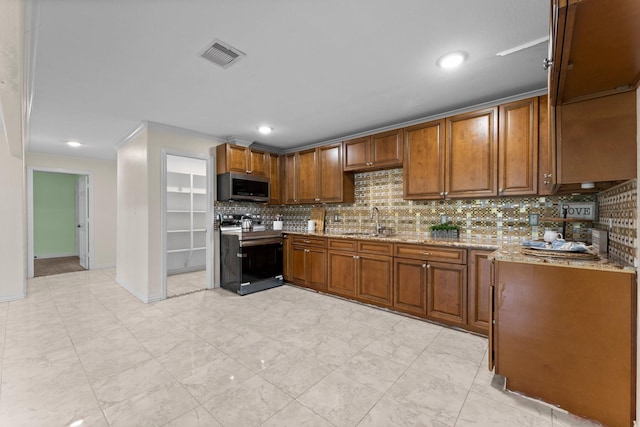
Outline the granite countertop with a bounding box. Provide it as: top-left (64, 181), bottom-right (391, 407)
top-left (282, 229), bottom-right (636, 273)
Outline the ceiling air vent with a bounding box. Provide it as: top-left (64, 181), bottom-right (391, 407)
top-left (201, 39), bottom-right (245, 69)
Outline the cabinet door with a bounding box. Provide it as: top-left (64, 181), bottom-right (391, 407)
top-left (393, 257), bottom-right (427, 317)
top-left (283, 154), bottom-right (297, 204)
top-left (297, 148), bottom-right (318, 203)
top-left (248, 149), bottom-right (267, 176)
top-left (318, 144), bottom-right (344, 203)
top-left (446, 108), bottom-right (497, 198)
top-left (282, 234), bottom-right (292, 281)
top-left (404, 120), bottom-right (445, 199)
top-left (499, 98), bottom-right (538, 196)
top-left (370, 129), bottom-right (403, 169)
top-left (327, 251), bottom-right (357, 297)
top-left (307, 248), bottom-right (327, 290)
top-left (291, 246), bottom-right (308, 286)
top-left (357, 254), bottom-right (392, 307)
top-left (268, 154), bottom-right (282, 204)
top-left (426, 262), bottom-right (467, 326)
top-left (343, 136), bottom-right (370, 171)
top-left (538, 95), bottom-right (557, 195)
top-left (557, 91), bottom-right (636, 184)
top-left (468, 250), bottom-right (493, 335)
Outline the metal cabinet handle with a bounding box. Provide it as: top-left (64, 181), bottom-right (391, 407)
top-left (315, 198), bottom-right (320, 201)
top-left (422, 263), bottom-right (427, 268)
top-left (498, 188), bottom-right (503, 195)
top-left (421, 251), bottom-right (431, 256)
top-left (543, 58), bottom-right (553, 70)
top-left (444, 192), bottom-right (448, 196)
top-left (246, 170), bottom-right (252, 174)
top-left (426, 264), bottom-right (430, 269)
top-left (304, 249), bottom-right (310, 253)
top-left (303, 240), bottom-right (310, 243)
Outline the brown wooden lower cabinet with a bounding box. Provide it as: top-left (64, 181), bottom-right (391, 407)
top-left (357, 253), bottom-right (392, 306)
top-left (467, 249), bottom-right (493, 334)
top-left (393, 257), bottom-right (428, 317)
top-left (327, 250), bottom-right (357, 297)
top-left (291, 239), bottom-right (326, 291)
top-left (492, 261), bottom-right (636, 427)
top-left (426, 261), bottom-right (467, 326)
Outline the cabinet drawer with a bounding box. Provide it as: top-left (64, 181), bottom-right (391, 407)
top-left (327, 239), bottom-right (357, 252)
top-left (291, 236), bottom-right (326, 248)
top-left (394, 244), bottom-right (467, 264)
top-left (357, 241), bottom-right (393, 255)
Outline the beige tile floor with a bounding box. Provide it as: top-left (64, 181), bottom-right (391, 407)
top-left (0, 269), bottom-right (603, 427)
top-left (166, 270), bottom-right (207, 298)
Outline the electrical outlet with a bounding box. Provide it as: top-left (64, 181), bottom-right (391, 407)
top-left (440, 215), bottom-right (448, 224)
top-left (529, 214), bottom-right (539, 226)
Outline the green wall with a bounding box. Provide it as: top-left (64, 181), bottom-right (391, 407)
top-left (34, 172), bottom-right (78, 257)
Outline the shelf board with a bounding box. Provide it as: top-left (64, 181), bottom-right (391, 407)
top-left (193, 210), bottom-right (207, 214)
top-left (167, 248), bottom-right (190, 254)
top-left (193, 247), bottom-right (206, 251)
top-left (539, 217), bottom-right (595, 223)
top-left (193, 229), bottom-right (206, 232)
top-left (167, 188), bottom-right (191, 194)
top-left (167, 229), bottom-right (190, 233)
top-left (167, 210), bottom-right (191, 213)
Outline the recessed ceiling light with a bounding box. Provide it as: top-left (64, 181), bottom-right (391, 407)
top-left (258, 126), bottom-right (272, 135)
top-left (66, 141), bottom-right (81, 147)
top-left (437, 52), bottom-right (467, 69)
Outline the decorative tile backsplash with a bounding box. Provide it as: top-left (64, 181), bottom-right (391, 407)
top-left (279, 168), bottom-right (596, 242)
top-left (596, 179), bottom-right (637, 267)
top-left (215, 168), bottom-right (602, 244)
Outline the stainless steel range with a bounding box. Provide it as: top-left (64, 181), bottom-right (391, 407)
top-left (218, 214), bottom-right (283, 295)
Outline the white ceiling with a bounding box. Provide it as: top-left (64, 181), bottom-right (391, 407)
top-left (26, 0), bottom-right (549, 160)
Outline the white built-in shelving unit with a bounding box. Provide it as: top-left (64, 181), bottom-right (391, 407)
top-left (166, 169), bottom-right (207, 275)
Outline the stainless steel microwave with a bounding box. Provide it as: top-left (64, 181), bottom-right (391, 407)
top-left (217, 172), bottom-right (270, 202)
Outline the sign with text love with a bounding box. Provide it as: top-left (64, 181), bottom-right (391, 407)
top-left (559, 202), bottom-right (596, 220)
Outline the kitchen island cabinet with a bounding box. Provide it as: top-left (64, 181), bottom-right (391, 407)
top-left (491, 260), bottom-right (636, 427)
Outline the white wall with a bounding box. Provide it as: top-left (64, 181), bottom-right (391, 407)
top-left (116, 130), bottom-right (150, 301)
top-left (27, 153), bottom-right (117, 268)
top-left (116, 122), bottom-right (223, 302)
top-left (146, 122), bottom-right (223, 300)
top-left (0, 0), bottom-right (26, 301)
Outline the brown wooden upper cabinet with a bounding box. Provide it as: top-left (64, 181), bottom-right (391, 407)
top-left (405, 109), bottom-right (498, 200)
top-left (537, 95), bottom-right (557, 196)
top-left (556, 91), bottom-right (636, 185)
top-left (404, 119), bottom-right (445, 200)
top-left (267, 154), bottom-right (282, 205)
top-left (548, 0), bottom-right (640, 105)
top-left (343, 129), bottom-right (404, 172)
top-left (216, 143), bottom-right (267, 176)
top-left (285, 144), bottom-right (354, 204)
top-left (498, 98), bottom-right (538, 196)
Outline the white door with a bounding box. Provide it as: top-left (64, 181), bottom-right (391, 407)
top-left (76, 175), bottom-right (90, 269)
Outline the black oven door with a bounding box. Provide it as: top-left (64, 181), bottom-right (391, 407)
top-left (239, 239), bottom-right (283, 284)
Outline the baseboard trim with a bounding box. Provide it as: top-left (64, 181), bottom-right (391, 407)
top-left (92, 264), bottom-right (116, 270)
top-left (0, 292), bottom-right (26, 303)
top-left (34, 253), bottom-right (78, 259)
top-left (116, 276), bottom-right (150, 303)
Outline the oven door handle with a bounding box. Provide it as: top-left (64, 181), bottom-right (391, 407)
top-left (238, 238), bottom-right (283, 247)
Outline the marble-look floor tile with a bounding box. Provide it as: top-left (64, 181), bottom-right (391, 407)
top-left (551, 409), bottom-right (604, 426)
top-left (179, 355), bottom-right (255, 403)
top-left (456, 391), bottom-right (552, 427)
top-left (164, 405), bottom-right (222, 427)
top-left (298, 371), bottom-right (382, 427)
top-left (261, 400), bottom-right (334, 427)
top-left (157, 340), bottom-right (226, 380)
top-left (92, 358), bottom-right (174, 406)
top-left (471, 366), bottom-right (553, 421)
top-left (304, 333), bottom-right (366, 368)
top-left (357, 395), bottom-right (449, 427)
top-left (336, 350), bottom-right (407, 393)
top-left (203, 375), bottom-right (292, 426)
top-left (427, 328), bottom-right (487, 363)
top-left (103, 380), bottom-right (198, 427)
top-left (410, 347), bottom-right (480, 388)
top-left (386, 371), bottom-right (468, 426)
top-left (259, 348), bottom-right (334, 397)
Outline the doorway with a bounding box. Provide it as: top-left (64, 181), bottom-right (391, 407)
top-left (161, 151), bottom-right (213, 298)
top-left (27, 167), bottom-right (93, 278)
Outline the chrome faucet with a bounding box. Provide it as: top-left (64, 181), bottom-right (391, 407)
top-left (371, 207), bottom-right (383, 235)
